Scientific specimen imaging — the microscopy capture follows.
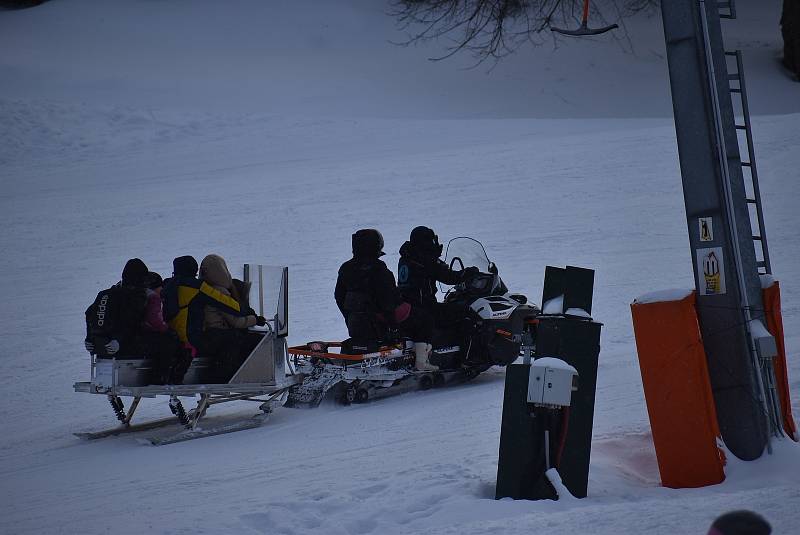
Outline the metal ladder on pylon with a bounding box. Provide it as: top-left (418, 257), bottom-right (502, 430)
top-left (717, 0), bottom-right (782, 440)
top-left (725, 49), bottom-right (772, 276)
top-left (724, 43), bottom-right (784, 440)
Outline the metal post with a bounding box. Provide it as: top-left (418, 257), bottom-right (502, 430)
top-left (191, 394), bottom-right (210, 430)
top-left (123, 397), bottom-right (141, 426)
top-left (698, 1), bottom-right (771, 453)
top-left (660, 0), bottom-right (769, 460)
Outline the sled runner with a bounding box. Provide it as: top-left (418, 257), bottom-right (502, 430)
top-left (74, 264), bottom-right (299, 445)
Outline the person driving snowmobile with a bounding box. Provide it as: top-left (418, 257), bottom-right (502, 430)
top-left (334, 228), bottom-right (437, 371)
top-left (398, 226), bottom-right (477, 323)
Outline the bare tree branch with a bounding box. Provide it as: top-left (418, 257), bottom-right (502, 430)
top-left (389, 0), bottom-right (658, 64)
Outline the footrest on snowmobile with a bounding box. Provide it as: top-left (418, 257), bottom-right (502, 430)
top-left (288, 342), bottom-right (404, 363)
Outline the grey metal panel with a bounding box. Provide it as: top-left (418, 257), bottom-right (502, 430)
top-left (660, 0), bottom-right (767, 460)
top-left (229, 333), bottom-right (276, 385)
top-left (111, 358), bottom-right (155, 387)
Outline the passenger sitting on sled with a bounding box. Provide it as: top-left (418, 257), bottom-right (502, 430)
top-left (398, 226), bottom-right (477, 326)
top-left (195, 254), bottom-right (266, 382)
top-left (140, 271), bottom-right (190, 385)
top-left (85, 258), bottom-right (150, 358)
top-left (334, 228), bottom-right (437, 371)
top-left (162, 255), bottom-right (250, 360)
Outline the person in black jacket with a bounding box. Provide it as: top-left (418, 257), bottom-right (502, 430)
top-left (398, 226), bottom-right (475, 324)
top-left (335, 229), bottom-right (437, 370)
top-left (85, 258), bottom-right (149, 357)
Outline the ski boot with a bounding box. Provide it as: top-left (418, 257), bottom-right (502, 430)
top-left (414, 342), bottom-right (438, 372)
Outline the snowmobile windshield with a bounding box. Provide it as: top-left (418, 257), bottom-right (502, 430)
top-left (439, 237), bottom-right (495, 295)
top-left (443, 237), bottom-right (491, 273)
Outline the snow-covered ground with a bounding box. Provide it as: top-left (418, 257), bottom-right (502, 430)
top-left (0, 1), bottom-right (798, 533)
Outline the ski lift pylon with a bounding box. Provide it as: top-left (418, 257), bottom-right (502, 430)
top-left (551, 0), bottom-right (618, 37)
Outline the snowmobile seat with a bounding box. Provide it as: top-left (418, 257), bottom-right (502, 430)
top-left (342, 337), bottom-right (381, 355)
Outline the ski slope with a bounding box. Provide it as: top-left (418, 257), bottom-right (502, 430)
top-left (1, 1), bottom-right (798, 533)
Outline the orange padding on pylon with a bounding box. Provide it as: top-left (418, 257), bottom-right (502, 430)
top-left (761, 281), bottom-right (798, 441)
top-left (631, 292), bottom-right (726, 488)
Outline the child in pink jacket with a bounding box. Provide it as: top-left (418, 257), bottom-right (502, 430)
top-left (143, 272), bottom-right (169, 333)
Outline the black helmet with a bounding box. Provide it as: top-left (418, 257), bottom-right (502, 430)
top-left (352, 229), bottom-right (385, 258)
top-left (410, 226), bottom-right (442, 257)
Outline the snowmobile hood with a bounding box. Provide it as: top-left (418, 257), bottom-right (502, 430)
top-left (199, 254), bottom-right (233, 291)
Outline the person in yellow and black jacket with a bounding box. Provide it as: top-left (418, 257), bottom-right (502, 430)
top-left (161, 255), bottom-right (247, 359)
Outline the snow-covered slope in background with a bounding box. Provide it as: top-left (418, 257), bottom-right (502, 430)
top-left (1, 0), bottom-right (797, 118)
top-left (0, 1), bottom-right (798, 533)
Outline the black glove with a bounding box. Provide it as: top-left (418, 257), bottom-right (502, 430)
top-left (84, 339), bottom-right (95, 353)
top-left (255, 315), bottom-right (267, 326)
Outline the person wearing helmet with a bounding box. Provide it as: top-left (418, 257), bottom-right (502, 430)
top-left (335, 229), bottom-right (437, 371)
top-left (398, 226), bottom-right (476, 322)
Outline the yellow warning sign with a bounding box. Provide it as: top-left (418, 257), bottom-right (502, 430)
top-left (697, 247), bottom-right (726, 296)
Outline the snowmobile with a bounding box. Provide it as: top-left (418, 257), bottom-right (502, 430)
top-left (286, 237), bottom-right (541, 408)
top-left (73, 264), bottom-right (301, 445)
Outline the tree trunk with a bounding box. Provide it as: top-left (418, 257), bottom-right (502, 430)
top-left (783, 0), bottom-right (800, 79)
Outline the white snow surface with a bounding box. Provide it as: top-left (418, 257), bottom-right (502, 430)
top-left (634, 288), bottom-right (695, 304)
top-left (565, 307), bottom-right (592, 318)
top-left (533, 357), bottom-right (578, 374)
top-left (761, 273), bottom-right (778, 289)
top-left (1, 1), bottom-right (799, 534)
top-left (543, 295), bottom-right (565, 315)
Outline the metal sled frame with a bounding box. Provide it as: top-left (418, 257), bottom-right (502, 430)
top-left (74, 264), bottom-right (299, 445)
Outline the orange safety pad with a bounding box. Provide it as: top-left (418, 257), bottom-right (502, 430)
top-left (631, 292), bottom-right (726, 488)
top-left (761, 282), bottom-right (798, 440)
